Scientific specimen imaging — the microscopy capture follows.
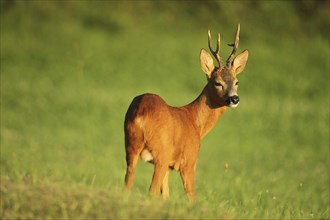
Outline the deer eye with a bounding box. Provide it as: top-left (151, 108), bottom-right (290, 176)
top-left (235, 81), bottom-right (239, 86)
top-left (214, 81), bottom-right (223, 87)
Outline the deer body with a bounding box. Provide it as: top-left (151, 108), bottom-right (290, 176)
top-left (124, 25), bottom-right (249, 201)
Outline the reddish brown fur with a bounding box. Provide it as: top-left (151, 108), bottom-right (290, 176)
top-left (124, 26), bottom-right (249, 201)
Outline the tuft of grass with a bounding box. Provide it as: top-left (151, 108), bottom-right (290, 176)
top-left (1, 174), bottom-right (329, 219)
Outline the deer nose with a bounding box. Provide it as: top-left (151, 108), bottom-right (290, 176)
top-left (229, 95), bottom-right (240, 104)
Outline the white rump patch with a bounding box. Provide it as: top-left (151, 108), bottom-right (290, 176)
top-left (140, 149), bottom-right (153, 162)
top-left (135, 117), bottom-right (144, 128)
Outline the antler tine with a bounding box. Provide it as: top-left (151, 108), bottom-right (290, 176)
top-left (226, 24), bottom-right (240, 67)
top-left (208, 30), bottom-right (224, 68)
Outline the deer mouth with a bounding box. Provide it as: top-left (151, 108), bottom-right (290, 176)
top-left (228, 103), bottom-right (239, 108)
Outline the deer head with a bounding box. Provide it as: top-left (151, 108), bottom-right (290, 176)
top-left (200, 24), bottom-right (249, 107)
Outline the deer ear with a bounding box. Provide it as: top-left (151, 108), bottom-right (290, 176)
top-left (200, 49), bottom-right (215, 78)
top-left (232, 50), bottom-right (249, 75)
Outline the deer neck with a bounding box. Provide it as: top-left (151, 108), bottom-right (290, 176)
top-left (183, 84), bottom-right (227, 139)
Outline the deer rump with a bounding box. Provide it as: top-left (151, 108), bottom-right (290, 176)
top-left (124, 93), bottom-right (200, 172)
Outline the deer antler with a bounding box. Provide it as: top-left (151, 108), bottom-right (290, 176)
top-left (208, 30), bottom-right (224, 68)
top-left (226, 24), bottom-right (240, 68)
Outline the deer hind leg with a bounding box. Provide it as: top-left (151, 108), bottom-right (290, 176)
top-left (149, 163), bottom-right (169, 197)
top-left (180, 166), bottom-right (196, 202)
top-left (124, 149), bottom-right (140, 191)
top-left (161, 169), bottom-right (170, 200)
top-left (124, 124), bottom-right (144, 191)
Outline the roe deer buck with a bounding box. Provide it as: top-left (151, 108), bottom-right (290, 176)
top-left (124, 24), bottom-right (248, 202)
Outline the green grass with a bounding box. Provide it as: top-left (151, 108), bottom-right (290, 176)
top-left (1, 1), bottom-right (329, 219)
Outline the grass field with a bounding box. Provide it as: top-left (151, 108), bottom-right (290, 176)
top-left (1, 1), bottom-right (329, 219)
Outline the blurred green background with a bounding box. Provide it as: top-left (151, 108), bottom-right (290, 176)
top-left (1, 0), bottom-right (329, 219)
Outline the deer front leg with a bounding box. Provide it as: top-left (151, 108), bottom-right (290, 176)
top-left (180, 166), bottom-right (196, 202)
top-left (161, 169), bottom-right (170, 200)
